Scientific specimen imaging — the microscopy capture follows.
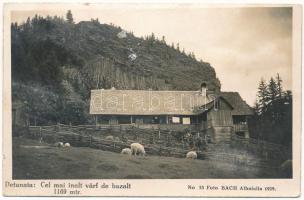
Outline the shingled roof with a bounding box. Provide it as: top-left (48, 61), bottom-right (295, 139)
top-left (220, 92), bottom-right (254, 115)
top-left (89, 89), bottom-right (253, 116)
top-left (90, 89), bottom-right (215, 115)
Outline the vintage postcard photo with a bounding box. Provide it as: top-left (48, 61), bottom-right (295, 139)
top-left (2, 2), bottom-right (302, 197)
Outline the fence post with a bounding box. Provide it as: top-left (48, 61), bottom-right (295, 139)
top-left (159, 142), bottom-right (162, 156)
top-left (89, 135), bottom-right (92, 147)
top-left (158, 128), bottom-right (161, 139)
top-left (56, 122), bottom-right (60, 132)
top-left (167, 131), bottom-right (172, 147)
top-left (39, 127), bottom-right (42, 141)
top-left (134, 126), bottom-right (138, 141)
top-left (150, 131), bottom-right (155, 144)
top-left (166, 134), bottom-right (169, 147)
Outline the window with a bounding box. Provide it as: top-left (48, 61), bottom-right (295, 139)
top-left (109, 117), bottom-right (118, 125)
top-left (182, 117), bottom-right (191, 125)
top-left (233, 116), bottom-right (247, 124)
top-left (172, 116), bottom-right (180, 123)
top-left (118, 116), bottom-right (131, 124)
top-left (135, 118), bottom-right (143, 124)
top-left (235, 131), bottom-right (245, 138)
top-left (152, 116), bottom-right (159, 124)
top-left (98, 116), bottom-right (110, 124)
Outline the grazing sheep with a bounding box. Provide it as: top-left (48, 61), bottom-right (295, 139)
top-left (121, 148), bottom-right (132, 155)
top-left (53, 142), bottom-right (64, 147)
top-left (186, 151), bottom-right (197, 159)
top-left (130, 143), bottom-right (146, 156)
top-left (105, 135), bottom-right (114, 141)
top-left (64, 143), bottom-right (71, 148)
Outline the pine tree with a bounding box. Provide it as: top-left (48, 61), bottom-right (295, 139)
top-left (25, 17), bottom-right (31, 28)
top-left (171, 42), bottom-right (175, 49)
top-left (190, 52), bottom-right (196, 59)
top-left (66, 10), bottom-right (74, 24)
top-left (267, 77), bottom-right (278, 104)
top-left (257, 78), bottom-right (268, 114)
top-left (276, 73), bottom-right (283, 98)
top-left (161, 36), bottom-right (166, 43)
top-left (252, 75), bottom-right (292, 146)
top-left (151, 32), bottom-right (155, 41)
top-left (266, 77), bottom-right (279, 124)
top-left (250, 100), bottom-right (262, 139)
top-left (253, 100), bottom-right (260, 115)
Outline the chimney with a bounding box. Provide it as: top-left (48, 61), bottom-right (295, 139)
top-left (201, 82), bottom-right (207, 96)
top-left (201, 82), bottom-right (208, 111)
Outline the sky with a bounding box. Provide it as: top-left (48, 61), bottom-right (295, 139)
top-left (11, 4), bottom-right (293, 105)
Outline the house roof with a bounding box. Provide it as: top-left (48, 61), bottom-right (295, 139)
top-left (89, 89), bottom-right (253, 116)
top-left (196, 96), bottom-right (234, 114)
top-left (220, 92), bottom-right (254, 115)
top-left (90, 89), bottom-right (214, 115)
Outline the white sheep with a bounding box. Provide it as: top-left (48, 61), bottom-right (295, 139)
top-left (53, 142), bottom-right (64, 147)
top-left (186, 151), bottom-right (197, 159)
top-left (121, 148), bottom-right (132, 155)
top-left (64, 143), bottom-right (71, 148)
top-left (130, 143), bottom-right (146, 156)
top-left (105, 135), bottom-right (114, 141)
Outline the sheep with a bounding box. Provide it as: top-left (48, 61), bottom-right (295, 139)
top-left (53, 142), bottom-right (64, 147)
top-left (130, 143), bottom-right (146, 156)
top-left (105, 135), bottom-right (114, 141)
top-left (186, 151), bottom-right (197, 159)
top-left (114, 137), bottom-right (120, 141)
top-left (64, 143), bottom-right (71, 148)
top-left (121, 148), bottom-right (132, 155)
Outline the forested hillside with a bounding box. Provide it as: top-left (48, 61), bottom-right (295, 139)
top-left (11, 11), bottom-right (220, 125)
top-left (249, 74), bottom-right (292, 147)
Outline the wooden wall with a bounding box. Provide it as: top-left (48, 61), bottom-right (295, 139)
top-left (205, 98), bottom-right (234, 127)
top-left (205, 99), bottom-right (234, 143)
top-left (208, 110), bottom-right (233, 126)
top-left (212, 126), bottom-right (233, 143)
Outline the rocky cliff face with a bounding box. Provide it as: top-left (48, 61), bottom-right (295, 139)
top-left (11, 15), bottom-right (221, 124)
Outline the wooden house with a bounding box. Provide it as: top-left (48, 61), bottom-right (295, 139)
top-left (89, 84), bottom-right (253, 143)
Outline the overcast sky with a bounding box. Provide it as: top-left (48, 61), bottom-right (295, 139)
top-left (11, 5), bottom-right (292, 105)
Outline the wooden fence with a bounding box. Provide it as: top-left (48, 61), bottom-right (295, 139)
top-left (25, 124), bottom-right (291, 168)
top-left (27, 125), bottom-right (206, 159)
top-left (46, 123), bottom-right (198, 150)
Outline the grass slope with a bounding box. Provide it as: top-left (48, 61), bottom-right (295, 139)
top-left (13, 138), bottom-right (277, 179)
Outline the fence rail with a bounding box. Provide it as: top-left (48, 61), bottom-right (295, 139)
top-left (28, 125), bottom-right (203, 159)
top-left (26, 124), bottom-right (291, 168)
